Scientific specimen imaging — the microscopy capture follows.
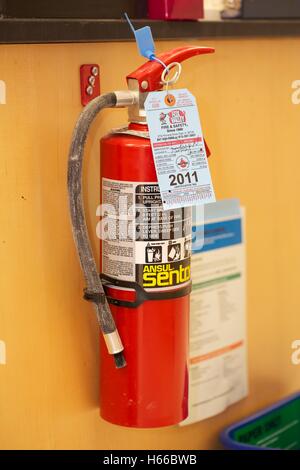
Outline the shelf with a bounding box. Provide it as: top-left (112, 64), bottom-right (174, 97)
top-left (0, 18), bottom-right (300, 44)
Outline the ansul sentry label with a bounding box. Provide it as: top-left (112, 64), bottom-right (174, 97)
top-left (102, 179), bottom-right (191, 292)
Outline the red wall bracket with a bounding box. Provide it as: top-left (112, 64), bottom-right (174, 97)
top-left (80, 64), bottom-right (100, 106)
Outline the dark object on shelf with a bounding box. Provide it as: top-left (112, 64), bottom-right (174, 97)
top-left (148, 0), bottom-right (204, 20)
top-left (0, 0), bottom-right (143, 19)
top-left (222, 0), bottom-right (242, 19)
top-left (243, 0), bottom-right (300, 19)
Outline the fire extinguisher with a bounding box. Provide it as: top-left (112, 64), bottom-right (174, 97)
top-left (68, 46), bottom-right (214, 428)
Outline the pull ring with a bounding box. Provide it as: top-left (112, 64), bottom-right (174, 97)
top-left (161, 62), bottom-right (182, 87)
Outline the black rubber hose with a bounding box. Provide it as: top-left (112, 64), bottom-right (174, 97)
top-left (67, 92), bottom-right (126, 369)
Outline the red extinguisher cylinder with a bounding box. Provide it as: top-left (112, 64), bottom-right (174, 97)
top-left (99, 126), bottom-right (190, 427)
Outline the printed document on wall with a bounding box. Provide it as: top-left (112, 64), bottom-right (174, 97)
top-left (181, 199), bottom-right (248, 425)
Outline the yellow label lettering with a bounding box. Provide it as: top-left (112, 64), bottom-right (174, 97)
top-left (142, 263), bottom-right (190, 288)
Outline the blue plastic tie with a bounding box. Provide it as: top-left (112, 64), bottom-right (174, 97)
top-left (124, 13), bottom-right (167, 70)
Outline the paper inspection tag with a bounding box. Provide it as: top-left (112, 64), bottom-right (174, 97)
top-left (145, 89), bottom-right (216, 211)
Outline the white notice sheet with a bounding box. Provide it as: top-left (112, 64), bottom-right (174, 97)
top-left (181, 199), bottom-right (248, 425)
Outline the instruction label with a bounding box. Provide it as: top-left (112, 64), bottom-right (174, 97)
top-left (102, 179), bottom-right (191, 292)
top-left (145, 88), bottom-right (215, 211)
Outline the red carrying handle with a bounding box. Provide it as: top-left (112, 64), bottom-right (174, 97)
top-left (127, 46), bottom-right (215, 92)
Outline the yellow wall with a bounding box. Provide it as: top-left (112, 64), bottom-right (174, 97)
top-left (0, 38), bottom-right (300, 450)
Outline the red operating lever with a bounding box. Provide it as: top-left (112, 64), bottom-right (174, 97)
top-left (127, 45), bottom-right (215, 92)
